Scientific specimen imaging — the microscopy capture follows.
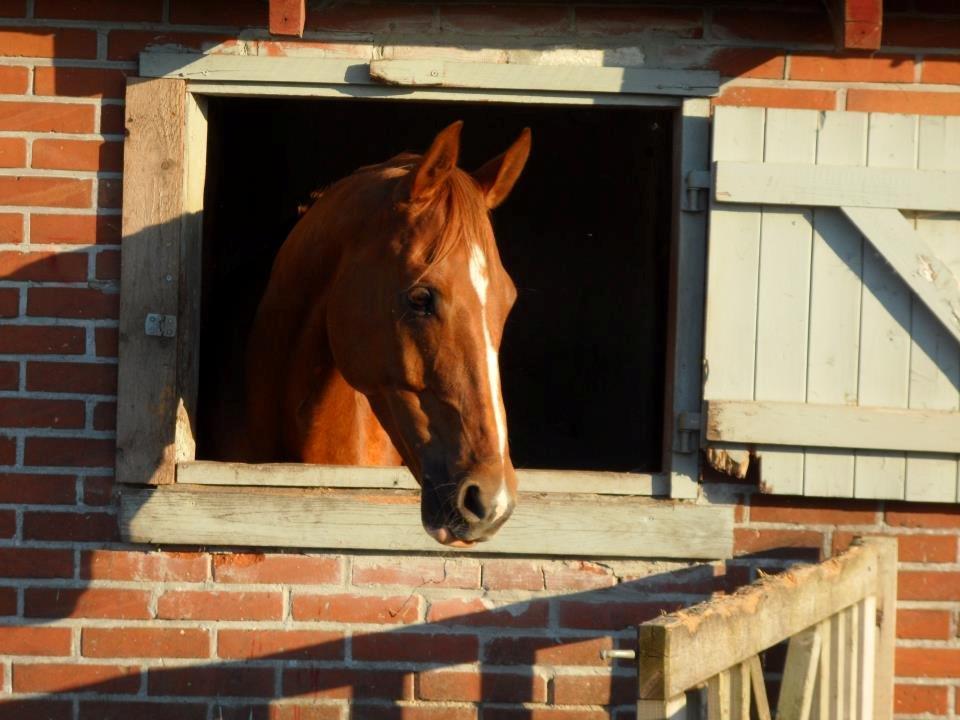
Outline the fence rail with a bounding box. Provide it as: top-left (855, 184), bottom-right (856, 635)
top-left (635, 537), bottom-right (897, 720)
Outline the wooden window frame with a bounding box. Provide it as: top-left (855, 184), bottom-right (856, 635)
top-left (116, 53), bottom-right (730, 558)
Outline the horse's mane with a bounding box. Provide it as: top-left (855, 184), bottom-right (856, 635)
top-left (302, 152), bottom-right (494, 276)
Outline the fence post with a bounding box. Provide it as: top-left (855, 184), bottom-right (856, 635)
top-left (860, 536), bottom-right (897, 720)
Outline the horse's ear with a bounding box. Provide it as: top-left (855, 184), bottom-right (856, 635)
top-left (410, 120), bottom-right (463, 202)
top-left (472, 127), bottom-right (531, 209)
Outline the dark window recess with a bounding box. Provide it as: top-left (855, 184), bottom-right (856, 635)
top-left (198, 97), bottom-right (673, 473)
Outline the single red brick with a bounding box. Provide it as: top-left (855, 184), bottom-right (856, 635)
top-left (749, 496), bottom-right (877, 525)
top-left (14, 663), bottom-right (139, 693)
top-left (489, 709), bottom-right (608, 720)
top-left (552, 673), bottom-right (636, 706)
top-left (169, 0), bottom-right (266, 27)
top-left (0, 626), bottom-right (72, 655)
top-left (0, 435), bottom-right (14, 464)
top-left (0, 360), bottom-right (17, 389)
top-left (556, 600), bottom-right (676, 631)
top-left (306, 3), bottom-right (433, 33)
top-left (83, 549), bottom-right (208, 582)
top-left (26, 587), bottom-right (146, 619)
top-left (36, 0), bottom-right (163, 21)
top-left (0, 586), bottom-right (16, 614)
top-left (790, 54), bottom-right (915, 82)
top-left (898, 570), bottom-right (960, 600)
top-left (0, 472), bottom-right (75, 503)
top-left (80, 701), bottom-right (207, 720)
top-left (575, 6), bottom-right (702, 37)
top-left (885, 17), bottom-right (960, 49)
top-left (0, 136), bottom-right (25, 167)
top-left (95, 327), bottom-right (118, 357)
top-left (218, 629), bottom-right (344, 660)
top-left (24, 437), bottom-right (115, 468)
top-left (0, 212), bottom-right (22, 243)
top-left (923, 57), bottom-right (960, 84)
top-left (0, 398), bottom-right (84, 428)
top-left (0, 509), bottom-right (15, 537)
top-left (482, 559), bottom-right (544, 590)
top-left (213, 552), bottom-right (342, 584)
top-left (427, 597), bottom-right (548, 628)
top-left (24, 511), bottom-right (116, 542)
top-left (897, 608), bottom-right (951, 639)
top-left (704, 48), bottom-right (785, 79)
top-left (82, 476), bottom-right (113, 505)
top-left (712, 9), bottom-right (833, 43)
top-left (0, 250), bottom-right (87, 281)
top-left (101, 104), bottom-right (124, 134)
top-left (28, 287), bottom-right (119, 319)
top-left (438, 5), bottom-right (569, 35)
top-left (282, 668), bottom-right (414, 700)
top-left (97, 181), bottom-right (122, 210)
top-left (0, 325), bottom-right (84, 354)
top-left (0, 65), bottom-right (28, 93)
top-left (83, 627), bottom-right (210, 658)
top-left (895, 684), bottom-right (948, 715)
top-left (96, 249), bottom-right (120, 278)
top-left (0, 100), bottom-right (95, 132)
top-left (847, 89), bottom-right (960, 115)
top-left (93, 401), bottom-right (116, 430)
top-left (542, 560), bottom-right (617, 591)
top-left (158, 590), bottom-right (283, 621)
top-left (34, 67), bottom-right (130, 99)
top-left (353, 632), bottom-right (479, 664)
top-left (0, 26), bottom-right (96, 58)
top-left (269, 707), bottom-right (343, 720)
top-left (485, 636), bottom-right (612, 667)
top-left (714, 87), bottom-right (837, 110)
top-left (0, 0), bottom-right (25, 16)
top-left (887, 502), bottom-right (960, 528)
top-left (31, 214), bottom-right (120, 245)
top-left (0, 286), bottom-right (18, 315)
top-left (0, 548), bottom-right (73, 577)
top-left (734, 528), bottom-right (823, 558)
top-left (32, 139), bottom-right (123, 172)
top-left (419, 670), bottom-right (546, 703)
top-left (292, 593), bottom-right (421, 624)
top-left (0, 176), bottom-right (91, 207)
top-left (147, 666), bottom-right (274, 697)
top-left (27, 361), bottom-right (118, 394)
top-left (897, 534), bottom-right (957, 563)
top-left (107, 30), bottom-right (234, 61)
top-left (352, 556), bottom-right (479, 589)
top-left (896, 647), bottom-right (960, 677)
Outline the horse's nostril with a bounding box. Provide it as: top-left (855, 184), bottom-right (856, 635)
top-left (461, 483), bottom-right (487, 521)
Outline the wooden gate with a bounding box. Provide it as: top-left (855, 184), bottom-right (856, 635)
top-left (634, 537), bottom-right (897, 719)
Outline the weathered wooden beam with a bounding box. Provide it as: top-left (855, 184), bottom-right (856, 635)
top-left (704, 400), bottom-right (960, 455)
top-left (714, 161), bottom-right (960, 213)
top-left (842, 206), bottom-right (960, 345)
top-left (121, 485), bottom-right (734, 558)
top-left (269, 0), bottom-right (305, 37)
top-left (638, 542), bottom-right (879, 699)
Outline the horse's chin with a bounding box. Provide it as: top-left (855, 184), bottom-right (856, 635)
top-left (424, 525), bottom-right (479, 548)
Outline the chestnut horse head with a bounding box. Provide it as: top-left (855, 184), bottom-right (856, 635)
top-left (246, 121), bottom-right (531, 546)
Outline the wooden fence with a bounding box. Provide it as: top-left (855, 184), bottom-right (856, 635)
top-left (634, 537), bottom-right (897, 720)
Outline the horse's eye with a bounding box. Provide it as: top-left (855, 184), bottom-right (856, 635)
top-left (406, 286), bottom-right (435, 316)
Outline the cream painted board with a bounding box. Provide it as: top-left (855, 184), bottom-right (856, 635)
top-left (714, 162), bottom-right (960, 213)
top-left (141, 52), bottom-right (720, 97)
top-left (705, 400), bottom-right (960, 454)
top-left (122, 486), bottom-right (733, 559)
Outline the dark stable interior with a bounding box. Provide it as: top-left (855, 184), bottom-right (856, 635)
top-left (197, 96), bottom-right (673, 472)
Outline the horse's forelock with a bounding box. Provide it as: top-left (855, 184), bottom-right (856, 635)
top-left (416, 168), bottom-right (493, 277)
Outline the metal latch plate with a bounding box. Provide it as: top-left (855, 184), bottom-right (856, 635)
top-left (145, 313), bottom-right (177, 338)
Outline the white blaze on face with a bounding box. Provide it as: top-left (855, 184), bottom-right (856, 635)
top-left (468, 243), bottom-right (507, 460)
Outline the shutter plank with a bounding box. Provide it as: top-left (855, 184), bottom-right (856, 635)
top-left (805, 112), bottom-right (867, 498)
top-left (753, 108), bottom-right (817, 494)
top-left (854, 114), bottom-right (915, 500)
top-left (116, 78), bottom-right (186, 485)
top-left (905, 116), bottom-right (960, 501)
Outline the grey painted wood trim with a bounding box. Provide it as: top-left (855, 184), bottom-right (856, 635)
top-left (714, 161), bottom-right (960, 213)
top-left (121, 485), bottom-right (733, 558)
top-left (140, 53), bottom-right (719, 97)
top-left (178, 461), bottom-right (665, 496)
top-left (705, 400), bottom-right (960, 454)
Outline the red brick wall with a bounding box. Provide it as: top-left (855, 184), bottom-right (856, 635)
top-left (0, 1), bottom-right (959, 718)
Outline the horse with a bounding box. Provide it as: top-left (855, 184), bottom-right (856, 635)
top-left (244, 121), bottom-right (531, 547)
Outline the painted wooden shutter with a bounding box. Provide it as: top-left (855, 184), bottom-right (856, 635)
top-left (703, 107), bottom-right (960, 501)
